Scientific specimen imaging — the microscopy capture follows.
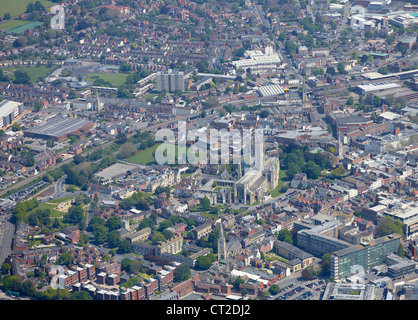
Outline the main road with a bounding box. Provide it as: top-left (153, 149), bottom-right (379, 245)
top-left (0, 219), bottom-right (15, 266)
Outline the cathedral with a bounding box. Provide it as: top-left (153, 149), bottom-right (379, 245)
top-left (200, 136), bottom-right (280, 205)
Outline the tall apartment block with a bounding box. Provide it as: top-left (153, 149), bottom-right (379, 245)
top-left (156, 69), bottom-right (184, 92)
top-left (330, 233), bottom-right (402, 281)
top-left (0, 100), bottom-right (22, 128)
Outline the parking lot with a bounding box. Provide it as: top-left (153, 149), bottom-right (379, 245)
top-left (274, 279), bottom-right (327, 301)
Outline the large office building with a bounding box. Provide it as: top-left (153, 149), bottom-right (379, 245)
top-left (330, 233), bottom-right (402, 281)
top-left (0, 100), bottom-right (23, 128)
top-left (296, 221), bottom-right (351, 256)
top-left (156, 69), bottom-right (184, 92)
top-left (322, 283), bottom-right (382, 300)
top-left (386, 252), bottom-right (416, 278)
top-left (380, 204), bottom-right (418, 240)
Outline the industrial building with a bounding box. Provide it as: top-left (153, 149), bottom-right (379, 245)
top-left (356, 81), bottom-right (401, 96)
top-left (257, 84), bottom-right (285, 97)
top-left (0, 100), bottom-right (23, 128)
top-left (23, 115), bottom-right (93, 141)
top-left (230, 46), bottom-right (281, 73)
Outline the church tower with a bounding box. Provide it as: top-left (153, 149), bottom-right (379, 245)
top-left (337, 132), bottom-right (344, 158)
top-left (95, 90), bottom-right (102, 112)
top-left (217, 222), bottom-right (227, 261)
top-left (254, 129), bottom-right (264, 172)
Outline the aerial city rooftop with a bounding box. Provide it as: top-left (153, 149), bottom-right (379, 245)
top-left (0, 0), bottom-right (417, 304)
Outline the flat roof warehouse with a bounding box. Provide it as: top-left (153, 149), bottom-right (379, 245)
top-left (23, 115), bottom-right (93, 141)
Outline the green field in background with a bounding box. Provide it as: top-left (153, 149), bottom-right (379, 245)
top-left (0, 0), bottom-right (55, 18)
top-left (86, 72), bottom-right (128, 87)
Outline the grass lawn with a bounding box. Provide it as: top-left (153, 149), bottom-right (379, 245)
top-left (264, 252), bottom-right (288, 263)
top-left (269, 170), bottom-right (288, 198)
top-left (0, 0), bottom-right (55, 18)
top-left (2, 65), bottom-right (56, 83)
top-left (126, 143), bottom-right (190, 166)
top-left (26, 202), bottom-right (63, 218)
top-left (126, 143), bottom-right (162, 165)
top-left (48, 196), bottom-right (75, 204)
top-left (86, 72), bottom-right (128, 87)
top-left (0, 19), bottom-right (27, 30)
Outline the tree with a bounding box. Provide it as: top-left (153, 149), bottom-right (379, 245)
top-left (260, 110), bottom-right (269, 118)
top-left (233, 277), bottom-right (245, 290)
top-left (346, 96), bottom-right (354, 105)
top-left (117, 142), bottom-right (137, 159)
top-left (68, 89), bottom-right (77, 99)
top-left (117, 239), bottom-right (131, 254)
top-left (21, 280), bottom-right (36, 298)
top-left (14, 70), bottom-right (30, 84)
top-left (106, 216), bottom-right (121, 232)
top-left (196, 60), bottom-right (209, 72)
top-left (326, 66), bottom-right (336, 76)
top-left (376, 216), bottom-right (404, 237)
top-left (151, 233), bottom-right (166, 245)
top-left (11, 122), bottom-right (22, 132)
top-left (373, 96), bottom-right (382, 108)
top-left (201, 196), bottom-right (211, 211)
top-left (26, 156), bottom-right (35, 167)
top-left (268, 284), bottom-right (280, 295)
top-left (320, 253), bottom-right (331, 276)
top-left (399, 244), bottom-right (405, 258)
top-left (119, 62), bottom-right (131, 72)
top-left (394, 97), bottom-right (406, 110)
top-left (284, 40), bottom-right (298, 55)
top-left (65, 205), bottom-right (84, 224)
top-left (330, 165), bottom-right (346, 178)
top-left (277, 229), bottom-right (293, 244)
top-left (195, 254), bottom-right (215, 270)
top-left (301, 267), bottom-right (315, 280)
top-left (57, 251), bottom-right (72, 267)
top-left (107, 230), bottom-right (121, 248)
top-left (1, 262), bottom-right (11, 274)
top-left (337, 62), bottom-right (346, 74)
top-left (287, 162), bottom-right (301, 180)
top-left (241, 288), bottom-right (248, 297)
top-left (302, 161), bottom-right (322, 179)
top-left (70, 291), bottom-right (93, 300)
top-left (13, 36), bottom-right (27, 48)
top-left (385, 94), bottom-right (394, 107)
top-left (175, 263), bottom-right (191, 282)
top-left (93, 225), bottom-right (109, 244)
top-left (203, 96), bottom-right (219, 108)
top-left (34, 101), bottom-right (43, 111)
top-left (117, 86), bottom-right (132, 99)
top-left (116, 133), bottom-right (128, 144)
top-left (34, 1), bottom-right (45, 11)
top-left (378, 66), bottom-right (388, 74)
top-left (26, 3), bottom-right (36, 13)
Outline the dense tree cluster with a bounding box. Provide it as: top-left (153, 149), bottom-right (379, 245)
top-left (376, 216), bottom-right (405, 238)
top-left (280, 144), bottom-right (332, 180)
